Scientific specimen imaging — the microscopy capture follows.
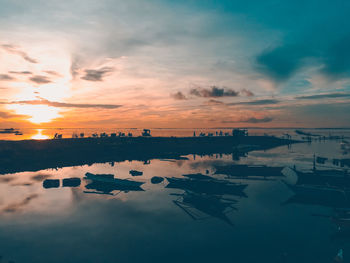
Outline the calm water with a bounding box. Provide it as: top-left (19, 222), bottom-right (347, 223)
top-left (1, 127), bottom-right (350, 140)
top-left (0, 130), bottom-right (350, 262)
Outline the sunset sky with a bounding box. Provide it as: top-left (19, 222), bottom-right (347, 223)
top-left (1, 0), bottom-right (350, 128)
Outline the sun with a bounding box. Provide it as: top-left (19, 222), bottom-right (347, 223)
top-left (31, 129), bottom-right (50, 140)
top-left (7, 104), bottom-right (61, 124)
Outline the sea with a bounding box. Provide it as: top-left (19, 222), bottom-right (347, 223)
top-left (1, 127), bottom-right (350, 141)
top-left (0, 128), bottom-right (349, 263)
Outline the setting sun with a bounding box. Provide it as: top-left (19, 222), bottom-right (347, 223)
top-left (7, 104), bottom-right (61, 124)
top-left (31, 129), bottom-right (50, 139)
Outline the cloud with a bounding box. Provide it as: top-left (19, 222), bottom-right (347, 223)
top-left (190, 86), bottom-right (239, 97)
top-left (44, 70), bottom-right (61, 76)
top-left (255, 44), bottom-right (309, 82)
top-left (228, 99), bottom-right (280, 106)
top-left (1, 44), bottom-right (38, 63)
top-left (0, 176), bottom-right (15, 183)
top-left (0, 111), bottom-right (21, 119)
top-left (8, 70), bottom-right (32, 75)
top-left (0, 74), bottom-right (15, 81)
top-left (240, 89), bottom-right (254, 97)
top-left (11, 99), bottom-right (122, 109)
top-left (243, 117), bottom-right (273, 123)
top-left (321, 35), bottom-right (350, 79)
top-left (255, 36), bottom-right (350, 82)
top-left (81, 67), bottom-right (114, 81)
top-left (70, 56), bottom-right (81, 78)
top-left (31, 173), bottom-right (51, 182)
top-left (3, 194), bottom-right (39, 213)
top-left (29, 75), bottom-right (51, 84)
top-left (170, 91), bottom-right (187, 100)
top-left (206, 99), bottom-right (224, 105)
top-left (222, 116), bottom-right (273, 123)
top-left (296, 93), bottom-right (350, 100)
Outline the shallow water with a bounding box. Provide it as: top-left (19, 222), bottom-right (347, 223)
top-left (0, 132), bottom-right (349, 262)
top-left (1, 127), bottom-right (350, 141)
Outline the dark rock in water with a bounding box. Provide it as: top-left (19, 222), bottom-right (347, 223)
top-left (43, 179), bottom-right (59, 189)
top-left (129, 170), bottom-right (143, 176)
top-left (62, 178), bottom-right (81, 187)
top-left (151, 176), bottom-right (164, 184)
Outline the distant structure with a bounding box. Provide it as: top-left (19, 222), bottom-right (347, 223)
top-left (100, 132), bottom-right (108, 138)
top-left (283, 133), bottom-right (292, 140)
top-left (142, 129), bottom-right (151, 137)
top-left (53, 133), bottom-right (63, 139)
top-left (232, 129), bottom-right (248, 137)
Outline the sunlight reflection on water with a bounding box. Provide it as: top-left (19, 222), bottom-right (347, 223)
top-left (31, 129), bottom-right (50, 140)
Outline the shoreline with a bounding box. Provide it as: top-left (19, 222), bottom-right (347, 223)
top-left (0, 135), bottom-right (298, 174)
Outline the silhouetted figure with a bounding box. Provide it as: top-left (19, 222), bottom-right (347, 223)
top-left (142, 129), bottom-right (151, 136)
top-left (100, 132), bottom-right (108, 138)
top-left (53, 133), bottom-right (62, 139)
top-left (232, 129), bottom-right (248, 137)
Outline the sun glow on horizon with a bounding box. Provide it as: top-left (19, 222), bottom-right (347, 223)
top-left (1, 42), bottom-right (72, 125)
top-left (31, 129), bottom-right (50, 140)
top-left (8, 104), bottom-right (61, 124)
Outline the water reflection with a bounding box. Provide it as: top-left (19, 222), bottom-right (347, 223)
top-left (31, 129), bottom-right (49, 140)
top-left (43, 179), bottom-right (59, 189)
top-left (282, 164), bottom-right (350, 262)
top-left (84, 172), bottom-right (144, 195)
top-left (0, 138), bottom-right (350, 262)
top-left (62, 177), bottom-right (81, 187)
top-left (172, 191), bottom-right (237, 226)
top-left (166, 177), bottom-right (247, 197)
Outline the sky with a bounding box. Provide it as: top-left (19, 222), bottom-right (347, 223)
top-left (0, 0), bottom-right (350, 128)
